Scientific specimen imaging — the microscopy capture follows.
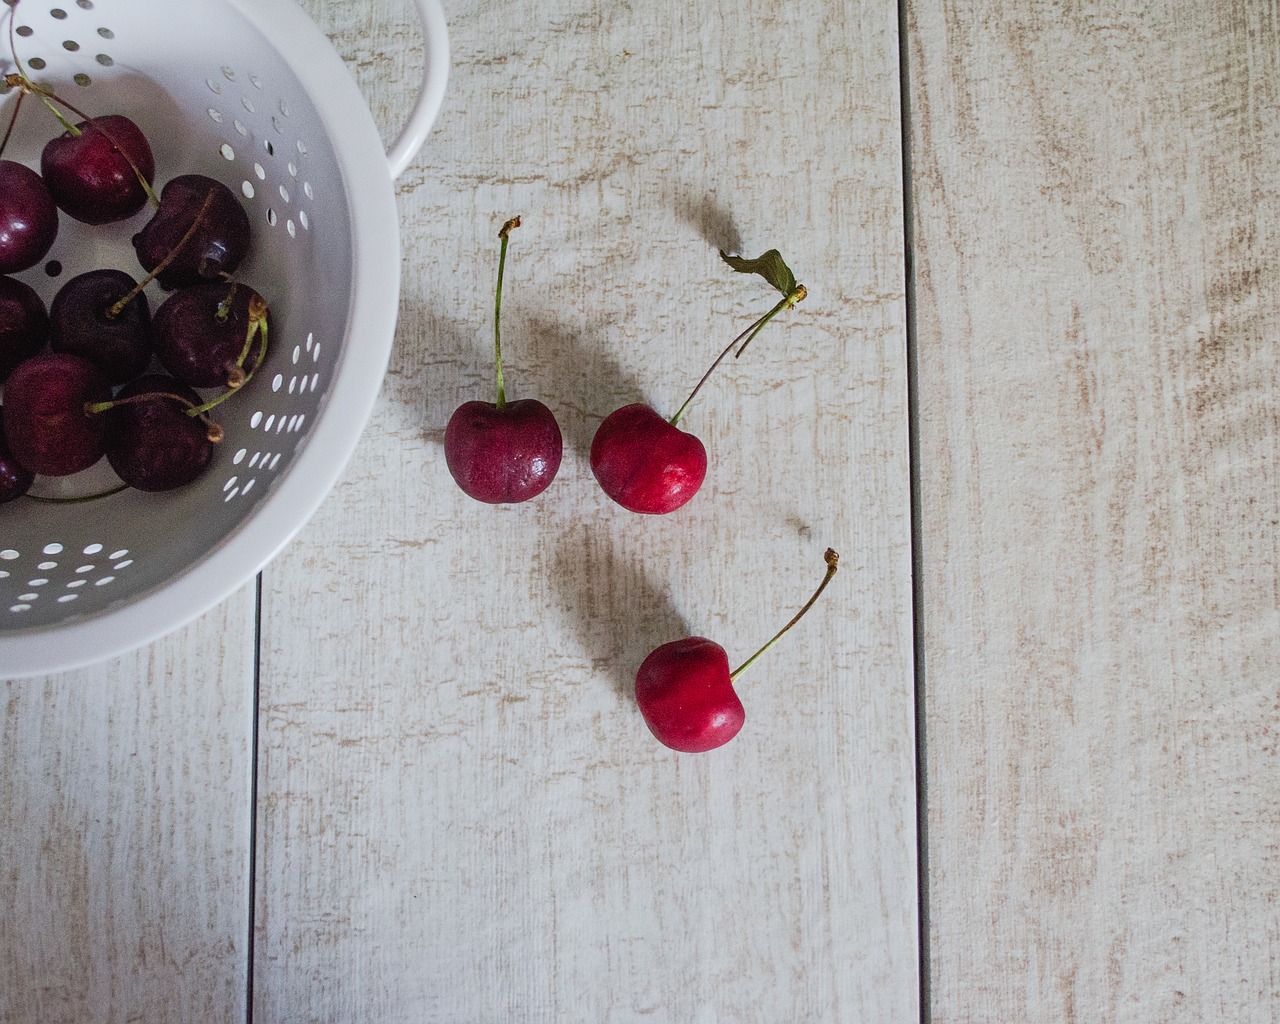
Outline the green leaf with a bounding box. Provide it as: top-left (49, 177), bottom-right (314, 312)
top-left (719, 248), bottom-right (798, 298)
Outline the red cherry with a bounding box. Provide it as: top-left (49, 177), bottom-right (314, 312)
top-left (445, 398), bottom-right (562, 503)
top-left (589, 403), bottom-right (706, 514)
top-left (635, 637), bottom-right (745, 753)
top-left (591, 249), bottom-right (806, 515)
top-left (443, 216), bottom-right (563, 504)
top-left (634, 549), bottom-right (840, 753)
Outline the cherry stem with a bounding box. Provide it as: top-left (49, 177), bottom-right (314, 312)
top-left (493, 216), bottom-right (520, 409)
top-left (668, 284), bottom-right (806, 428)
top-left (1, 2), bottom-right (30, 159)
top-left (106, 187), bottom-right (217, 319)
top-left (0, 82), bottom-right (22, 159)
top-left (216, 277), bottom-right (238, 322)
top-left (729, 547), bottom-right (840, 682)
top-left (1, 71), bottom-right (159, 206)
top-left (85, 391), bottom-right (224, 443)
top-left (191, 294), bottom-right (269, 410)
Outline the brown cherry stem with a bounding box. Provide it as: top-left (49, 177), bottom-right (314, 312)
top-left (105, 187), bottom-right (217, 319)
top-left (729, 547), bottom-right (840, 682)
top-left (0, 82), bottom-right (24, 159)
top-left (668, 283), bottom-right (806, 428)
top-left (86, 391), bottom-right (224, 443)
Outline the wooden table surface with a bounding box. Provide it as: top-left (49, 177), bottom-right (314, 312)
top-left (2, 0), bottom-right (1277, 1021)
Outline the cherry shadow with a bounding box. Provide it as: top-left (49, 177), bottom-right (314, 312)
top-left (551, 525), bottom-right (692, 704)
top-left (516, 312), bottom-right (646, 463)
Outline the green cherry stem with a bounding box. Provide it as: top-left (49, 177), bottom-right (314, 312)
top-left (668, 283), bottom-right (805, 428)
top-left (729, 547), bottom-right (840, 682)
top-left (493, 215), bottom-right (520, 410)
top-left (195, 293), bottom-right (269, 407)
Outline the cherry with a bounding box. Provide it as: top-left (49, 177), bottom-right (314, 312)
top-left (0, 413), bottom-right (35, 503)
top-left (635, 548), bottom-right (839, 752)
top-left (444, 216), bottom-right (562, 504)
top-left (589, 404), bottom-right (707, 514)
top-left (0, 274), bottom-right (49, 383)
top-left (591, 249), bottom-right (806, 514)
top-left (41, 114), bottom-right (157, 225)
top-left (48, 268), bottom-right (153, 384)
top-left (152, 280), bottom-right (269, 389)
top-left (2, 352), bottom-right (110, 476)
top-left (100, 374), bottom-right (220, 491)
top-left (0, 159), bottom-right (58, 274)
top-left (132, 174), bottom-right (250, 290)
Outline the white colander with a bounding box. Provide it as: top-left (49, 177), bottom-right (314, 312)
top-left (0, 0), bottom-right (449, 677)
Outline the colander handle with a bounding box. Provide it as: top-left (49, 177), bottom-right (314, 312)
top-left (386, 0), bottom-right (452, 180)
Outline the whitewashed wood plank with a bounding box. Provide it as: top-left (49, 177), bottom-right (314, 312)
top-left (910, 0), bottom-right (1280, 1020)
top-left (0, 588), bottom-right (256, 1024)
top-left (259, 0), bottom-right (917, 1021)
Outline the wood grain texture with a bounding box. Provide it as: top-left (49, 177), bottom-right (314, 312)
top-left (909, 0), bottom-right (1280, 1020)
top-left (0, 590), bottom-right (256, 1024)
top-left (260, 0), bottom-right (918, 1021)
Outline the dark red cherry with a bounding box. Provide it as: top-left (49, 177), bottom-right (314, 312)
top-left (41, 114), bottom-right (156, 225)
top-left (132, 174), bottom-right (250, 289)
top-left (0, 275), bottom-right (50, 383)
top-left (0, 160), bottom-right (59, 275)
top-left (0, 414), bottom-right (35, 503)
top-left (104, 374), bottom-right (217, 491)
top-left (152, 281), bottom-right (268, 388)
top-left (2, 352), bottom-right (110, 476)
top-left (48, 269), bottom-right (153, 384)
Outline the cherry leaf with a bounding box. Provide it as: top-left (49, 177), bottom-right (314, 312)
top-left (719, 248), bottom-right (798, 297)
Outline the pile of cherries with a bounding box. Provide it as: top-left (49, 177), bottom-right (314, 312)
top-left (0, 78), bottom-right (268, 504)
